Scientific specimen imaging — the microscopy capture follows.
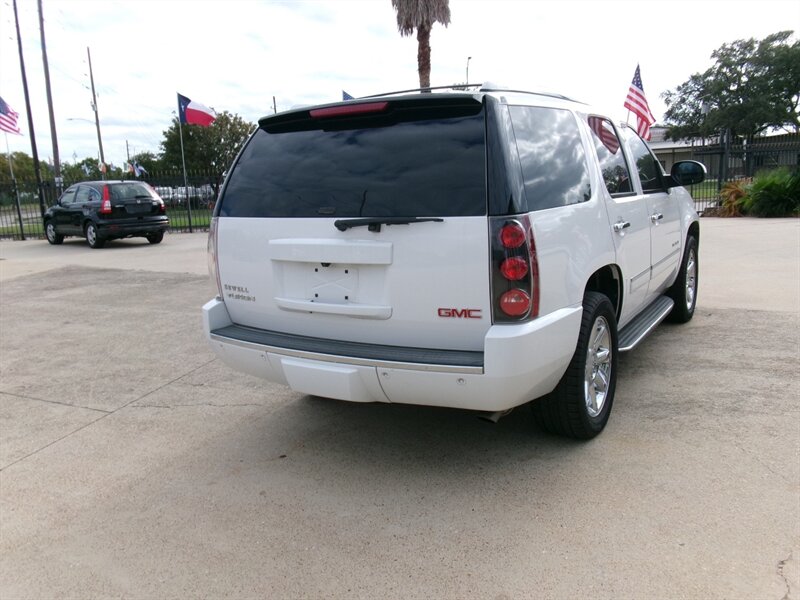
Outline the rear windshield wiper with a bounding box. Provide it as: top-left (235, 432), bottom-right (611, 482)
top-left (334, 217), bottom-right (444, 232)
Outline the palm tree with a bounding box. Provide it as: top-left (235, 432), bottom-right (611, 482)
top-left (391, 0), bottom-right (451, 90)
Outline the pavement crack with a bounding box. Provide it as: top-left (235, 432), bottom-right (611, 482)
top-left (0, 358), bottom-right (218, 473)
top-left (133, 403), bottom-right (262, 409)
top-left (778, 552), bottom-right (793, 600)
top-left (0, 391), bottom-right (111, 414)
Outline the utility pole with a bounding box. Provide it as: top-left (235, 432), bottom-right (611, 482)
top-left (13, 0), bottom-right (46, 219)
top-left (38, 0), bottom-right (61, 193)
top-left (87, 47), bottom-right (106, 178)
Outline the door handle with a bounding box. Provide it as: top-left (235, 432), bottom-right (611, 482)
top-left (650, 212), bottom-right (664, 224)
top-left (613, 220), bottom-right (631, 233)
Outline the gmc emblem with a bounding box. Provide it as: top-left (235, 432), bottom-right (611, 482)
top-left (438, 308), bottom-right (482, 319)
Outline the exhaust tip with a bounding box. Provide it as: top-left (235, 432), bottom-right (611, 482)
top-left (478, 408), bottom-right (513, 424)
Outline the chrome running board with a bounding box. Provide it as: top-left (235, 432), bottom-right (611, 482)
top-left (618, 296), bottom-right (675, 352)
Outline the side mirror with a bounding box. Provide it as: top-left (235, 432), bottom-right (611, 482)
top-left (669, 160), bottom-right (706, 188)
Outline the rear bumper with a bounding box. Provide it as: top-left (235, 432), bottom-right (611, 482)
top-left (203, 297), bottom-right (581, 412)
top-left (97, 218), bottom-right (169, 237)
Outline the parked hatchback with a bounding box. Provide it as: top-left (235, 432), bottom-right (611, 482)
top-left (203, 86), bottom-right (705, 439)
top-left (45, 181), bottom-right (169, 248)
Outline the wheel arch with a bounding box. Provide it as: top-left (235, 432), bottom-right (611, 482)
top-left (687, 220), bottom-right (699, 245)
top-left (584, 265), bottom-right (622, 322)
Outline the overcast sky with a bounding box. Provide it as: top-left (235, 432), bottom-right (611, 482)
top-left (1, 0), bottom-right (797, 168)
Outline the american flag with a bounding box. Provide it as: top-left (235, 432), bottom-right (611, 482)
top-left (588, 116), bottom-right (620, 154)
top-left (623, 65), bottom-right (656, 141)
top-left (0, 96), bottom-right (22, 135)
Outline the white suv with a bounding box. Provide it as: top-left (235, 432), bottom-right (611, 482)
top-left (203, 86), bottom-right (705, 439)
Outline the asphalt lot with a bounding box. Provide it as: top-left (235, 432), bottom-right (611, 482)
top-left (1, 219), bottom-right (798, 599)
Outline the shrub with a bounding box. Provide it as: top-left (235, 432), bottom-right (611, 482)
top-left (718, 179), bottom-right (751, 217)
top-left (742, 168), bottom-right (800, 217)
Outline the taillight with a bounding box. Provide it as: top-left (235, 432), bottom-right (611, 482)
top-left (499, 289), bottom-right (531, 316)
top-left (490, 215), bottom-right (540, 322)
top-left (100, 185), bottom-right (112, 214)
top-left (309, 101), bottom-right (388, 119)
top-left (208, 217), bottom-right (223, 298)
top-left (499, 257), bottom-right (528, 280)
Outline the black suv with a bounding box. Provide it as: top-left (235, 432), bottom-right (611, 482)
top-left (44, 181), bottom-right (169, 248)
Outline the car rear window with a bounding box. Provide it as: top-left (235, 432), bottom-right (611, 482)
top-left (218, 105), bottom-right (487, 218)
top-left (109, 183), bottom-right (156, 200)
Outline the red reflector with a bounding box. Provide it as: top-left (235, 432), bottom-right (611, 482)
top-left (500, 257), bottom-right (529, 280)
top-left (100, 185), bottom-right (112, 214)
top-left (309, 102), bottom-right (389, 119)
top-left (499, 223), bottom-right (526, 249)
top-left (499, 289), bottom-right (531, 317)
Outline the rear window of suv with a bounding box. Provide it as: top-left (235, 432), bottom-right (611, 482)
top-left (219, 105), bottom-right (486, 218)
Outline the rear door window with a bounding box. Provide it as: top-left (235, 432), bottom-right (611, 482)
top-left (509, 106), bottom-right (592, 211)
top-left (75, 186), bottom-right (92, 204)
top-left (219, 106), bottom-right (486, 218)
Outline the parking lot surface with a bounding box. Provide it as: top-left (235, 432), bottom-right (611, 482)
top-left (1, 219), bottom-right (798, 599)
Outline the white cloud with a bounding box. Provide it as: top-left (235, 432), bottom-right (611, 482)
top-left (1, 0), bottom-right (797, 168)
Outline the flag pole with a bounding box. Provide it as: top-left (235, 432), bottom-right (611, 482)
top-left (5, 132), bottom-right (25, 239)
top-left (178, 117), bottom-right (193, 233)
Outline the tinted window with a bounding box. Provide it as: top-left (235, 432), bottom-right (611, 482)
top-left (110, 183), bottom-right (156, 200)
top-left (75, 186), bottom-right (92, 204)
top-left (220, 111), bottom-right (486, 218)
top-left (585, 116), bottom-right (632, 196)
top-left (509, 106), bottom-right (591, 211)
top-left (620, 127), bottom-right (665, 193)
top-left (59, 188), bottom-right (77, 205)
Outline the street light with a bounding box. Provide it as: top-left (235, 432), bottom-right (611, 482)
top-left (466, 56), bottom-right (472, 84)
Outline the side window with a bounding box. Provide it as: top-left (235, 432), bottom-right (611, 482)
top-left (620, 127), bottom-right (666, 194)
top-left (75, 186), bottom-right (92, 204)
top-left (585, 116), bottom-right (633, 196)
top-left (508, 105), bottom-right (592, 211)
top-left (59, 188), bottom-right (77, 205)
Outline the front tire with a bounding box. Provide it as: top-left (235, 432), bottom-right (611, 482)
top-left (45, 221), bottom-right (63, 245)
top-left (531, 291), bottom-right (618, 439)
top-left (85, 222), bottom-right (105, 249)
top-left (666, 235), bottom-right (698, 323)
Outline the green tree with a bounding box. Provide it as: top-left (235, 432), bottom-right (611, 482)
top-left (662, 31), bottom-right (800, 140)
top-left (129, 151), bottom-right (161, 176)
top-left (160, 111), bottom-right (254, 188)
top-left (391, 0), bottom-right (451, 89)
top-left (0, 151), bottom-right (37, 184)
top-left (60, 157), bottom-right (103, 182)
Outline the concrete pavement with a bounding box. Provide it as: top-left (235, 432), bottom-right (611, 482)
top-left (0, 218), bottom-right (798, 598)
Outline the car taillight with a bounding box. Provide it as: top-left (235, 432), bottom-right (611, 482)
top-left (309, 101), bottom-right (388, 119)
top-left (208, 217), bottom-right (223, 298)
top-left (490, 215), bottom-right (539, 322)
top-left (100, 185), bottom-right (112, 214)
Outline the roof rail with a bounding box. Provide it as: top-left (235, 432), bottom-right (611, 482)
top-left (357, 83), bottom-right (584, 104)
top-left (361, 84), bottom-right (484, 98)
top-left (478, 87), bottom-right (584, 104)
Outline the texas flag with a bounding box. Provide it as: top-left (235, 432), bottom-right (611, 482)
top-left (177, 93), bottom-right (216, 127)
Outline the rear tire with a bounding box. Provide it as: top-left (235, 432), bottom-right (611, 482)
top-left (666, 236), bottom-right (698, 323)
top-left (531, 291), bottom-right (618, 439)
top-left (85, 222), bottom-right (105, 249)
top-left (45, 221), bottom-right (63, 245)
top-left (146, 231), bottom-right (164, 244)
